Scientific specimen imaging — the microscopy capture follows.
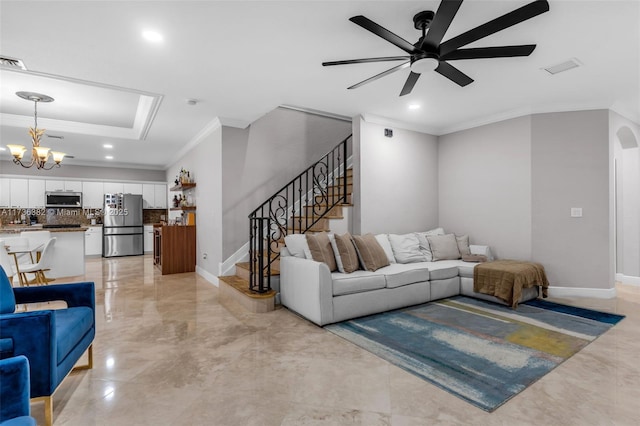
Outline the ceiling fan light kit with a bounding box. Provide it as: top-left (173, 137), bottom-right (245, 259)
top-left (323, 0), bottom-right (550, 96)
top-left (7, 91), bottom-right (65, 170)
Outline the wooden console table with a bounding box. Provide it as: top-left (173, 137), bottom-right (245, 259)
top-left (153, 225), bottom-right (196, 275)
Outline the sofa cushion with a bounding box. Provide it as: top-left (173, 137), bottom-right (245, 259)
top-left (54, 307), bottom-right (94, 363)
top-left (0, 266), bottom-right (16, 314)
top-left (331, 233), bottom-right (359, 273)
top-left (457, 263), bottom-right (475, 278)
top-left (379, 263), bottom-right (430, 289)
top-left (306, 232), bottom-right (337, 272)
top-left (375, 234), bottom-right (396, 264)
top-left (456, 234), bottom-right (471, 255)
top-left (422, 260), bottom-right (464, 280)
top-left (352, 234), bottom-right (390, 272)
top-left (332, 271), bottom-right (386, 296)
top-left (284, 234), bottom-right (312, 259)
top-left (427, 234), bottom-right (461, 261)
top-left (388, 233), bottom-right (426, 264)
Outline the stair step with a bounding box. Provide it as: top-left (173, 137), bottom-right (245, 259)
top-left (325, 183), bottom-right (353, 194)
top-left (336, 175), bottom-right (353, 186)
top-left (288, 217), bottom-right (329, 232)
top-left (316, 193), bottom-right (352, 204)
top-left (303, 204), bottom-right (343, 218)
top-left (235, 261), bottom-right (280, 280)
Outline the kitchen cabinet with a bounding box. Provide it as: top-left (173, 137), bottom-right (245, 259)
top-left (82, 181), bottom-right (104, 208)
top-left (154, 184), bottom-right (167, 208)
top-left (103, 182), bottom-right (124, 194)
top-left (144, 225), bottom-right (154, 252)
top-left (0, 178), bottom-right (11, 207)
top-left (142, 183), bottom-right (167, 209)
top-left (9, 179), bottom-right (28, 208)
top-left (153, 225), bottom-right (196, 274)
top-left (28, 179), bottom-right (46, 208)
top-left (85, 226), bottom-right (102, 256)
top-left (123, 183), bottom-right (143, 195)
top-left (45, 180), bottom-right (82, 192)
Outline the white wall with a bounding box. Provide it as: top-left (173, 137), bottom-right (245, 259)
top-left (438, 116), bottom-right (532, 259)
top-left (166, 120), bottom-right (222, 283)
top-left (531, 110), bottom-right (611, 290)
top-left (354, 116), bottom-right (439, 235)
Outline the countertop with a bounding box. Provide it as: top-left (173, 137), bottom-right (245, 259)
top-left (0, 225), bottom-right (89, 234)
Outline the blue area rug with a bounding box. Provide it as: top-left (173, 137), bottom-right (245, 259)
top-left (325, 296), bottom-right (624, 412)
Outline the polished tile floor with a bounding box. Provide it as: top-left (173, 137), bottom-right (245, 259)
top-left (28, 255), bottom-right (640, 425)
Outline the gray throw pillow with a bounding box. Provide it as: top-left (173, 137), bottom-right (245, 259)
top-left (426, 234), bottom-right (461, 261)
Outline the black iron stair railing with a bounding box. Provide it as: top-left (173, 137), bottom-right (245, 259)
top-left (248, 135), bottom-right (352, 293)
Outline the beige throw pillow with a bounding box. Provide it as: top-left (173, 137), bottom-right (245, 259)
top-left (456, 234), bottom-right (471, 256)
top-left (352, 233), bottom-right (390, 271)
top-left (306, 232), bottom-right (337, 272)
top-left (426, 234), bottom-right (461, 261)
top-left (333, 233), bottom-right (359, 273)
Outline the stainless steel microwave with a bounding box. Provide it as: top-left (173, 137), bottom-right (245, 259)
top-left (45, 191), bottom-right (82, 208)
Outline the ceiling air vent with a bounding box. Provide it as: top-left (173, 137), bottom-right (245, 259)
top-left (543, 58), bottom-right (582, 75)
top-left (0, 55), bottom-right (27, 70)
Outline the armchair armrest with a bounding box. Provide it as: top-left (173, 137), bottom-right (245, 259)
top-left (13, 282), bottom-right (95, 309)
top-left (0, 355), bottom-right (32, 423)
top-left (280, 256), bottom-right (333, 326)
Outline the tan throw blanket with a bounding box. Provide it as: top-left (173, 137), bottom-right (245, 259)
top-left (474, 260), bottom-right (549, 308)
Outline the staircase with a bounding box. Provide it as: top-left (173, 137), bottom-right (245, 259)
top-left (218, 136), bottom-right (352, 312)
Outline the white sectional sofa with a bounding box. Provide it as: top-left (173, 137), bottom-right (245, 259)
top-left (280, 232), bottom-right (539, 326)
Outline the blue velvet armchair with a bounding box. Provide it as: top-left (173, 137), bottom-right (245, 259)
top-left (0, 355), bottom-right (36, 426)
top-left (0, 266), bottom-right (95, 426)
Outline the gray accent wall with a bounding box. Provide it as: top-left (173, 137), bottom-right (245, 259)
top-left (354, 116), bottom-right (439, 235)
top-left (531, 110), bottom-right (611, 289)
top-left (221, 107), bottom-right (352, 258)
top-left (438, 116), bottom-right (532, 260)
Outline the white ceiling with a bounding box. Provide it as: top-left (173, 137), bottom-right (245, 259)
top-left (0, 0), bottom-right (638, 170)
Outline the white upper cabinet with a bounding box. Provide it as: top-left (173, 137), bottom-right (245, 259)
top-left (0, 178), bottom-right (10, 207)
top-left (123, 183), bottom-right (143, 195)
top-left (28, 180), bottom-right (46, 208)
top-left (82, 181), bottom-right (104, 208)
top-left (9, 179), bottom-right (28, 208)
top-left (142, 184), bottom-right (154, 208)
top-left (103, 182), bottom-right (124, 194)
top-left (45, 180), bottom-right (82, 192)
top-left (154, 184), bottom-right (167, 208)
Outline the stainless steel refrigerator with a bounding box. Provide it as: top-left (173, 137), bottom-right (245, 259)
top-left (102, 193), bottom-right (144, 257)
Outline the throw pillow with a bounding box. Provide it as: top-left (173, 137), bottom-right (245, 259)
top-left (414, 232), bottom-right (434, 261)
top-left (332, 232), bottom-right (359, 273)
top-left (456, 234), bottom-right (471, 256)
top-left (306, 232), bottom-right (337, 271)
top-left (375, 234), bottom-right (396, 264)
top-left (284, 234), bottom-right (312, 259)
top-left (461, 254), bottom-right (487, 262)
top-left (425, 227), bottom-right (445, 236)
top-left (352, 233), bottom-right (390, 272)
top-left (388, 233), bottom-right (427, 264)
top-left (426, 234), bottom-right (461, 261)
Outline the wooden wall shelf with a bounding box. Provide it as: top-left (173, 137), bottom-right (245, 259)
top-left (170, 206), bottom-right (196, 211)
top-left (170, 183), bottom-right (196, 191)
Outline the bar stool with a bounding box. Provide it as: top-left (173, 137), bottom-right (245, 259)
top-left (20, 231), bottom-right (53, 283)
top-left (0, 240), bottom-right (18, 285)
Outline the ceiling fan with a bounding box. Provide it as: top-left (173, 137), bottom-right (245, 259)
top-left (322, 0), bottom-right (549, 96)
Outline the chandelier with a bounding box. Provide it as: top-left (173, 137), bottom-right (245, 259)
top-left (7, 91), bottom-right (65, 170)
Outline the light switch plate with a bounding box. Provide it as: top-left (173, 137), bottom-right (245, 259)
top-left (571, 207), bottom-right (583, 218)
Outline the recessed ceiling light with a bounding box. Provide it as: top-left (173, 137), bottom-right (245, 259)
top-left (408, 104), bottom-right (421, 110)
top-left (142, 30), bottom-right (163, 43)
top-left (105, 155), bottom-right (114, 160)
top-left (103, 144), bottom-right (113, 149)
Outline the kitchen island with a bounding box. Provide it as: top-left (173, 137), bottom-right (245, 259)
top-left (0, 225), bottom-right (87, 280)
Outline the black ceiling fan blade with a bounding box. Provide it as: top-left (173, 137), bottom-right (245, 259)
top-left (400, 72), bottom-right (421, 96)
top-left (439, 0), bottom-right (549, 56)
top-left (435, 61), bottom-right (474, 86)
top-left (323, 56), bottom-right (411, 66)
top-left (420, 0), bottom-right (463, 49)
top-left (441, 44), bottom-right (536, 60)
top-left (348, 61), bottom-right (410, 90)
top-left (350, 15), bottom-right (419, 54)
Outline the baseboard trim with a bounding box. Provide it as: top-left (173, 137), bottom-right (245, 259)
top-left (220, 243), bottom-right (249, 277)
top-left (197, 266), bottom-right (219, 287)
top-left (616, 273), bottom-right (640, 286)
top-left (547, 285), bottom-right (617, 299)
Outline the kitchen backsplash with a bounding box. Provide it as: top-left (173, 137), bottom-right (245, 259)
top-left (0, 207), bottom-right (167, 226)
